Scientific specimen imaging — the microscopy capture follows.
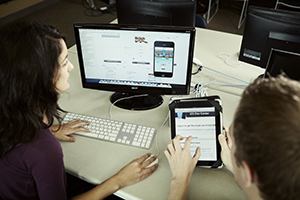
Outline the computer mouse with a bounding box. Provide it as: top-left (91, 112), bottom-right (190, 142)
top-left (144, 154), bottom-right (158, 168)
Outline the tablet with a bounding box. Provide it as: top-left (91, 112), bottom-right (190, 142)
top-left (169, 96), bottom-right (223, 168)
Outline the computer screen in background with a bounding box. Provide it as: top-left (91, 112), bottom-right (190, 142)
top-left (116, 0), bottom-right (196, 27)
top-left (73, 23), bottom-right (195, 110)
top-left (239, 6), bottom-right (300, 74)
top-left (264, 49), bottom-right (300, 81)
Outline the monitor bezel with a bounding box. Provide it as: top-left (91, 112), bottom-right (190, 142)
top-left (116, 0), bottom-right (197, 27)
top-left (264, 49), bottom-right (300, 80)
top-left (73, 23), bottom-right (195, 96)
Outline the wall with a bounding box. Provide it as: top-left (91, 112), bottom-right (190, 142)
top-left (0, 0), bottom-right (59, 26)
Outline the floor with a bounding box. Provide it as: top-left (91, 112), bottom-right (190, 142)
top-left (0, 0), bottom-right (249, 48)
top-left (0, 0), bottom-right (44, 18)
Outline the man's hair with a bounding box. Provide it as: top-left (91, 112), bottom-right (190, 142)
top-left (233, 75), bottom-right (300, 200)
top-left (0, 21), bottom-right (65, 159)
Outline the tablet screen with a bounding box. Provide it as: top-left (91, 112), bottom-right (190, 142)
top-left (174, 107), bottom-right (218, 161)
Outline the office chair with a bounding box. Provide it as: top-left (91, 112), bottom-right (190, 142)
top-left (203, 0), bottom-right (219, 24)
top-left (195, 14), bottom-right (206, 28)
top-left (203, 0), bottom-right (248, 29)
top-left (237, 0), bottom-right (248, 29)
top-left (275, 0), bottom-right (300, 10)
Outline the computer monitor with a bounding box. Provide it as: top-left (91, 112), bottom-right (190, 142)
top-left (73, 23), bottom-right (195, 110)
top-left (116, 0), bottom-right (196, 27)
top-left (239, 6), bottom-right (300, 69)
top-left (264, 49), bottom-right (300, 81)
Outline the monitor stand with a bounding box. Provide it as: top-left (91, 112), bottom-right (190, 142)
top-left (110, 92), bottom-right (164, 110)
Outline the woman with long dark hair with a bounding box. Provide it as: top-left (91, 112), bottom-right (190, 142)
top-left (0, 21), bottom-right (158, 200)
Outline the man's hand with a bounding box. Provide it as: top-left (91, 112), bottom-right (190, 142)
top-left (218, 125), bottom-right (233, 173)
top-left (164, 135), bottom-right (201, 200)
top-left (165, 135), bottom-right (200, 180)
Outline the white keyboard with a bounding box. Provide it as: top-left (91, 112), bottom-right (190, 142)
top-left (62, 112), bottom-right (156, 149)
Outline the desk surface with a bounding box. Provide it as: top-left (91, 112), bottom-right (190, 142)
top-left (58, 28), bottom-right (264, 200)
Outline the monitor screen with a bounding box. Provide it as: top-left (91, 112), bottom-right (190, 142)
top-left (73, 23), bottom-right (195, 110)
top-left (264, 49), bottom-right (300, 81)
top-left (239, 6), bottom-right (300, 69)
top-left (116, 0), bottom-right (196, 27)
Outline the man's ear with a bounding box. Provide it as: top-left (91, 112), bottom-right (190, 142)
top-left (240, 161), bottom-right (255, 188)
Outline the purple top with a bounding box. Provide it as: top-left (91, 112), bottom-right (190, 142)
top-left (0, 128), bottom-right (67, 200)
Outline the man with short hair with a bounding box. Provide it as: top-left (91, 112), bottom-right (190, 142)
top-left (165, 75), bottom-right (300, 200)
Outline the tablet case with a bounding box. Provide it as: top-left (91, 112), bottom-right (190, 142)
top-left (169, 95), bottom-right (223, 168)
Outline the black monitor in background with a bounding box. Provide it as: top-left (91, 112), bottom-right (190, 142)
top-left (264, 49), bottom-right (300, 81)
top-left (239, 6), bottom-right (300, 69)
top-left (116, 0), bottom-right (196, 27)
top-left (73, 23), bottom-right (195, 110)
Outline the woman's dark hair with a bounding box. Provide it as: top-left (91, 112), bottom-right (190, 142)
top-left (0, 21), bottom-right (66, 159)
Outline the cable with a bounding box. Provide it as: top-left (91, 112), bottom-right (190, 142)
top-left (154, 113), bottom-right (169, 157)
top-left (193, 61), bottom-right (250, 85)
top-left (197, 81), bottom-right (248, 87)
top-left (192, 61), bottom-right (249, 97)
top-left (195, 83), bottom-right (208, 97)
top-left (192, 65), bottom-right (203, 75)
top-left (203, 65), bottom-right (249, 85)
top-left (109, 94), bottom-right (148, 120)
top-left (218, 52), bottom-right (243, 68)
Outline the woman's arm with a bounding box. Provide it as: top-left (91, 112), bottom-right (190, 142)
top-left (71, 153), bottom-right (158, 200)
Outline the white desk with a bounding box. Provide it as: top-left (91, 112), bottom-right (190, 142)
top-left (58, 28), bottom-right (264, 200)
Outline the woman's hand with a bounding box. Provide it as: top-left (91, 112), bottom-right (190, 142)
top-left (113, 153), bottom-right (159, 189)
top-left (72, 153), bottom-right (158, 200)
top-left (51, 119), bottom-right (91, 142)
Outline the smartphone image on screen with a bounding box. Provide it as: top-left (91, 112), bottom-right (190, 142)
top-left (153, 41), bottom-right (174, 78)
